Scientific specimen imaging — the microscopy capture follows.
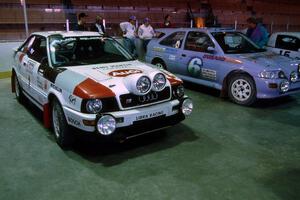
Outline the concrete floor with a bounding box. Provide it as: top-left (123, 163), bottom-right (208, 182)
top-left (0, 77), bottom-right (299, 200)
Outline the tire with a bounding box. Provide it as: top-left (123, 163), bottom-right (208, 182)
top-left (14, 74), bottom-right (25, 103)
top-left (152, 59), bottom-right (167, 70)
top-left (228, 74), bottom-right (257, 106)
top-left (51, 99), bottom-right (73, 149)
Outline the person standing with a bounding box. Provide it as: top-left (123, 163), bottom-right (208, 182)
top-left (76, 12), bottom-right (88, 31)
top-left (246, 17), bottom-right (269, 48)
top-left (91, 15), bottom-right (106, 35)
top-left (120, 16), bottom-right (137, 55)
top-left (138, 18), bottom-right (155, 52)
top-left (162, 14), bottom-right (173, 28)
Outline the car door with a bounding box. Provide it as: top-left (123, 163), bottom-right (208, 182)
top-left (28, 36), bottom-right (49, 105)
top-left (158, 31), bottom-right (186, 73)
top-left (176, 31), bottom-right (220, 84)
top-left (20, 35), bottom-right (48, 105)
top-left (15, 36), bottom-right (36, 96)
top-left (274, 35), bottom-right (300, 59)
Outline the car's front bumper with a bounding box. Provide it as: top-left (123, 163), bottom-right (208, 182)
top-left (63, 98), bottom-right (187, 136)
top-left (255, 77), bottom-right (300, 99)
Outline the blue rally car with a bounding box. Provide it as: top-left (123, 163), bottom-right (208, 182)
top-left (145, 28), bottom-right (300, 106)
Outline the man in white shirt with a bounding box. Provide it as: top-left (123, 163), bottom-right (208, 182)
top-left (138, 18), bottom-right (155, 52)
top-left (120, 16), bottom-right (137, 55)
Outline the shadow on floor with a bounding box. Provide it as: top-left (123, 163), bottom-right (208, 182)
top-left (20, 94), bottom-right (198, 166)
top-left (184, 81), bottom-right (221, 97)
top-left (69, 124), bottom-right (198, 166)
top-left (184, 81), bottom-right (299, 108)
top-left (262, 168), bottom-right (300, 200)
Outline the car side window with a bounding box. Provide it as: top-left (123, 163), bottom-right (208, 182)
top-left (185, 32), bottom-right (214, 52)
top-left (20, 36), bottom-right (36, 53)
top-left (159, 31), bottom-right (185, 49)
top-left (27, 36), bottom-right (47, 63)
top-left (275, 35), bottom-right (300, 51)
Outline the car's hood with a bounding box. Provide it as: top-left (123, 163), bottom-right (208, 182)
top-left (227, 51), bottom-right (298, 69)
top-left (56, 60), bottom-right (182, 98)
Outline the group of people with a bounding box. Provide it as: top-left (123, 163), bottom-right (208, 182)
top-left (75, 12), bottom-right (173, 56)
top-left (75, 12), bottom-right (270, 55)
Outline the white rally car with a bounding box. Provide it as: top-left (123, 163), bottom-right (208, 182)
top-left (11, 31), bottom-right (193, 148)
top-left (267, 32), bottom-right (300, 60)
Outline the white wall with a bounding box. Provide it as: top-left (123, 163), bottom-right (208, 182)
top-left (0, 42), bottom-right (22, 72)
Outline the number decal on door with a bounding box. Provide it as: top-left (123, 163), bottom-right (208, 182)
top-left (279, 50), bottom-right (291, 57)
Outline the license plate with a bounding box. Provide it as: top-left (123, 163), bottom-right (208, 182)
top-left (135, 110), bottom-right (165, 121)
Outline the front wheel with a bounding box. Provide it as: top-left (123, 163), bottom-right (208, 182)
top-left (152, 59), bottom-right (167, 70)
top-left (228, 74), bottom-right (257, 106)
top-left (51, 99), bottom-right (73, 149)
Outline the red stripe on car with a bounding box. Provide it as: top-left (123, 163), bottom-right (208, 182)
top-left (73, 78), bottom-right (115, 99)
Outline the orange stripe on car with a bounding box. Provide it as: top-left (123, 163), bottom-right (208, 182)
top-left (225, 57), bottom-right (243, 64)
top-left (167, 77), bottom-right (183, 86)
top-left (73, 78), bottom-right (115, 99)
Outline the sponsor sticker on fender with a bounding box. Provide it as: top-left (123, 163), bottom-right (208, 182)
top-left (108, 69), bottom-right (143, 77)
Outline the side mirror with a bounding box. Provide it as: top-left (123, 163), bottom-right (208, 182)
top-left (207, 46), bottom-right (215, 53)
top-left (41, 57), bottom-right (49, 66)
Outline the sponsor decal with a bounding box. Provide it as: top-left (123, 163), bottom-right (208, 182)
top-left (187, 57), bottom-right (203, 77)
top-left (203, 54), bottom-right (226, 61)
top-left (153, 47), bottom-right (165, 52)
top-left (92, 63), bottom-right (132, 70)
top-left (68, 95), bottom-right (77, 105)
top-left (50, 83), bottom-right (62, 93)
top-left (37, 76), bottom-right (44, 90)
top-left (37, 76), bottom-right (48, 91)
top-left (68, 117), bottom-right (81, 127)
top-left (135, 111), bottom-right (164, 121)
top-left (168, 55), bottom-right (176, 61)
top-left (108, 69), bottom-right (143, 77)
top-left (201, 68), bottom-right (217, 80)
top-left (165, 48), bottom-right (178, 53)
top-left (25, 60), bottom-right (35, 75)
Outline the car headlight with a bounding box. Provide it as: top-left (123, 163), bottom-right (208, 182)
top-left (152, 73), bottom-right (166, 92)
top-left (176, 85), bottom-right (185, 98)
top-left (280, 80), bottom-right (289, 93)
top-left (86, 99), bottom-right (102, 114)
top-left (181, 98), bottom-right (193, 116)
top-left (259, 70), bottom-right (285, 79)
top-left (97, 115), bottom-right (116, 135)
top-left (290, 71), bottom-right (298, 82)
top-left (136, 76), bottom-right (151, 94)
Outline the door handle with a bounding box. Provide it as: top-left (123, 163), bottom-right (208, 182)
top-left (181, 54), bottom-right (186, 57)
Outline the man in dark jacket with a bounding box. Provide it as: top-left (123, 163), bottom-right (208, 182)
top-left (91, 15), bottom-right (106, 35)
top-left (76, 12), bottom-right (88, 31)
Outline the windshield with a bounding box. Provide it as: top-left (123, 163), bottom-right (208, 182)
top-left (211, 32), bottom-right (266, 54)
top-left (49, 36), bottom-right (135, 67)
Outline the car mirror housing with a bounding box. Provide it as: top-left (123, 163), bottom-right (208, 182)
top-left (207, 46), bottom-right (215, 53)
